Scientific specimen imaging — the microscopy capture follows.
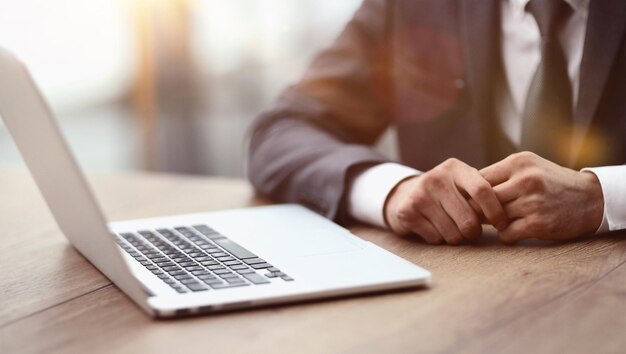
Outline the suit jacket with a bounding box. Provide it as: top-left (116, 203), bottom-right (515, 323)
top-left (247, 0), bottom-right (626, 223)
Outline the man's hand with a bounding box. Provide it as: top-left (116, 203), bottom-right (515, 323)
top-left (384, 158), bottom-right (508, 245)
top-left (480, 151), bottom-right (604, 243)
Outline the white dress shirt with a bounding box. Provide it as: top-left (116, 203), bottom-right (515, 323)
top-left (348, 0), bottom-right (626, 233)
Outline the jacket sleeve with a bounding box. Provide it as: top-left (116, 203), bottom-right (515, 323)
top-left (247, 0), bottom-right (394, 223)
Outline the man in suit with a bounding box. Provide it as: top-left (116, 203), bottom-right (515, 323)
top-left (247, 0), bottom-right (626, 244)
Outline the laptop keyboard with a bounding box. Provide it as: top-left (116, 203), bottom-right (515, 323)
top-left (115, 224), bottom-right (293, 293)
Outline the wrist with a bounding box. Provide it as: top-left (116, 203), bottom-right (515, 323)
top-left (384, 175), bottom-right (419, 234)
top-left (580, 172), bottom-right (604, 235)
top-left (348, 163), bottom-right (420, 228)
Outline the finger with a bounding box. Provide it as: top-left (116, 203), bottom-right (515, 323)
top-left (498, 218), bottom-right (532, 243)
top-left (438, 186), bottom-right (482, 240)
top-left (492, 179), bottom-right (521, 204)
top-left (405, 214), bottom-right (444, 245)
top-left (421, 200), bottom-right (464, 245)
top-left (455, 168), bottom-right (508, 230)
top-left (480, 159), bottom-right (512, 187)
top-left (501, 198), bottom-right (530, 219)
top-left (467, 198), bottom-right (486, 222)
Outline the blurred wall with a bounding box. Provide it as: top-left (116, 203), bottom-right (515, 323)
top-left (0, 0), bottom-right (397, 177)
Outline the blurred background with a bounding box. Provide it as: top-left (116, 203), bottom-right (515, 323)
top-left (0, 0), bottom-right (389, 177)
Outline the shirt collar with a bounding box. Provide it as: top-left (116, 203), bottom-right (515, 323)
top-left (509, 0), bottom-right (589, 15)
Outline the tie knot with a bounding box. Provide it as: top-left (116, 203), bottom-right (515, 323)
top-left (527, 0), bottom-right (573, 38)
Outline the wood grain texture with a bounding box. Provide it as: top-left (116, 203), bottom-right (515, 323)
top-left (0, 168), bottom-right (624, 354)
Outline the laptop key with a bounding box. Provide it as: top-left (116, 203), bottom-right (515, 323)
top-left (192, 224), bottom-right (217, 234)
top-left (218, 273), bottom-right (239, 279)
top-left (216, 256), bottom-right (235, 262)
top-left (223, 260), bottom-right (242, 266)
top-left (171, 285), bottom-right (188, 293)
top-left (250, 263), bottom-right (272, 269)
top-left (225, 278), bottom-right (247, 284)
top-left (209, 282), bottom-right (249, 289)
top-left (192, 225), bottom-right (224, 240)
top-left (242, 258), bottom-right (265, 265)
top-left (235, 268), bottom-right (255, 274)
top-left (212, 238), bottom-right (257, 259)
top-left (186, 282), bottom-right (209, 292)
top-left (230, 265), bottom-right (248, 270)
top-left (198, 274), bottom-right (217, 280)
top-left (281, 276), bottom-right (294, 281)
top-left (213, 269), bottom-right (232, 275)
top-left (241, 273), bottom-right (271, 285)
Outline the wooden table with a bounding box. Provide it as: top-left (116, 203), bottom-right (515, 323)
top-left (0, 168), bottom-right (624, 354)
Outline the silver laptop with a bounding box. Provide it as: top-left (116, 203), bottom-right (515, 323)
top-left (0, 47), bottom-right (430, 318)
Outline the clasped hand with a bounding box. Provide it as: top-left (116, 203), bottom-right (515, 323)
top-left (384, 152), bottom-right (604, 244)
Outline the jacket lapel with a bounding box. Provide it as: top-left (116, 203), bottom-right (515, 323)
top-left (573, 0), bottom-right (626, 163)
top-left (576, 1), bottom-right (626, 123)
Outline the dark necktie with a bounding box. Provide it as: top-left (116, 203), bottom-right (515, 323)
top-left (521, 0), bottom-right (574, 165)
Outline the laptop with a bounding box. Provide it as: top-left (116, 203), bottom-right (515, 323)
top-left (0, 47), bottom-right (430, 318)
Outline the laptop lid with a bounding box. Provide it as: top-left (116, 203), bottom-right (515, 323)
top-left (0, 48), bottom-right (151, 314)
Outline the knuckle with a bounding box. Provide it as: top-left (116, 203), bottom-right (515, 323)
top-left (511, 151), bottom-right (537, 166)
top-left (421, 171), bottom-right (446, 189)
top-left (422, 234), bottom-right (443, 245)
top-left (459, 218), bottom-right (481, 238)
top-left (526, 216), bottom-right (546, 234)
top-left (443, 158), bottom-right (460, 168)
top-left (396, 204), bottom-right (415, 224)
top-left (410, 190), bottom-right (429, 209)
top-left (519, 151), bottom-right (538, 161)
top-left (524, 195), bottom-right (542, 212)
top-left (471, 180), bottom-right (492, 199)
top-left (443, 227), bottom-right (464, 245)
top-left (521, 168), bottom-right (546, 192)
top-left (499, 230), bottom-right (516, 244)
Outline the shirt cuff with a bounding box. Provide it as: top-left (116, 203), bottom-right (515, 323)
top-left (581, 166), bottom-right (626, 233)
top-left (348, 163), bottom-right (421, 228)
